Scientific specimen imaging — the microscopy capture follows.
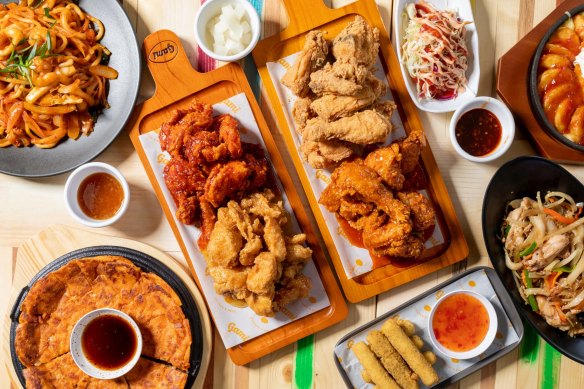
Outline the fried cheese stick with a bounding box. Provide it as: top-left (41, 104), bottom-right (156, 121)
top-left (352, 342), bottom-right (400, 389)
top-left (382, 319), bottom-right (439, 386)
top-left (366, 330), bottom-right (419, 389)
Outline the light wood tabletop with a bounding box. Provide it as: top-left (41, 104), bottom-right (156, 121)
top-left (2, 0), bottom-right (584, 388)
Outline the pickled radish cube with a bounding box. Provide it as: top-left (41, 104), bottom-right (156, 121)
top-left (233, 3), bottom-right (246, 19)
top-left (241, 21), bottom-right (251, 33)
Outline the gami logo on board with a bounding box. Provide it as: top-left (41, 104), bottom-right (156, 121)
top-left (148, 41), bottom-right (178, 63)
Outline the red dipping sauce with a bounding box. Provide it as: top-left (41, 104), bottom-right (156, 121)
top-left (432, 293), bottom-right (490, 352)
top-left (455, 108), bottom-right (502, 156)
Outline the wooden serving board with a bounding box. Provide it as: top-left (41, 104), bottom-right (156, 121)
top-left (252, 0), bottom-right (469, 302)
top-left (1, 224), bottom-right (212, 389)
top-left (127, 30), bottom-right (347, 365)
top-left (497, 0), bottom-right (584, 164)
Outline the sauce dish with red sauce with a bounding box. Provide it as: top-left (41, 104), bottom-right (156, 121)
top-left (428, 290), bottom-right (498, 359)
top-left (449, 96), bottom-right (515, 162)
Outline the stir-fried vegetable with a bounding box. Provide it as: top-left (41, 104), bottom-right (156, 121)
top-left (502, 191), bottom-right (584, 336)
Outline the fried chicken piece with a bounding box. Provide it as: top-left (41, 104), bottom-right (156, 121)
top-left (281, 30), bottom-right (329, 97)
top-left (400, 130), bottom-right (426, 174)
top-left (332, 16), bottom-right (380, 67)
top-left (303, 108), bottom-right (393, 144)
top-left (273, 274), bottom-right (311, 311)
top-left (338, 197), bottom-right (374, 221)
top-left (163, 158), bottom-right (206, 225)
top-left (183, 114), bottom-right (243, 165)
top-left (362, 219), bottom-right (413, 250)
top-left (364, 143), bottom-right (405, 191)
top-left (245, 292), bottom-right (276, 317)
top-left (300, 139), bottom-right (355, 169)
top-left (310, 76), bottom-right (386, 120)
top-left (203, 160), bottom-right (252, 207)
top-left (308, 62), bottom-right (370, 96)
top-left (264, 217), bottom-right (287, 261)
top-left (246, 252), bottom-right (280, 295)
top-left (240, 189), bottom-right (286, 221)
top-left (397, 192), bottom-right (436, 231)
top-left (159, 101), bottom-right (213, 157)
top-left (292, 97), bottom-right (315, 134)
top-left (208, 266), bottom-right (250, 300)
top-left (373, 235), bottom-right (425, 259)
top-left (198, 200), bottom-right (216, 250)
top-left (206, 207), bottom-right (244, 267)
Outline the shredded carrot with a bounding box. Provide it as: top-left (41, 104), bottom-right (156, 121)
top-left (543, 207), bottom-right (578, 225)
top-left (545, 272), bottom-right (562, 290)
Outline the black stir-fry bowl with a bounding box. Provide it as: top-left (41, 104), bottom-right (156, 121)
top-left (528, 3), bottom-right (584, 154)
top-left (482, 156), bottom-right (584, 364)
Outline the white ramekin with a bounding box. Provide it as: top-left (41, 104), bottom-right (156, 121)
top-left (70, 308), bottom-right (142, 379)
top-left (194, 0), bottom-right (261, 62)
top-left (428, 290), bottom-right (498, 360)
top-left (449, 96), bottom-right (515, 162)
top-left (64, 162), bottom-right (130, 228)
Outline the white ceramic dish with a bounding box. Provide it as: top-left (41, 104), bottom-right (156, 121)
top-left (194, 0), bottom-right (261, 62)
top-left (64, 162), bottom-right (130, 227)
top-left (393, 0), bottom-right (480, 113)
top-left (70, 308), bottom-right (142, 379)
top-left (449, 96), bottom-right (515, 162)
top-left (428, 290), bottom-right (498, 360)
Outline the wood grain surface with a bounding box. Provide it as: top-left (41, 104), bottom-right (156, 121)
top-left (1, 0), bottom-right (584, 388)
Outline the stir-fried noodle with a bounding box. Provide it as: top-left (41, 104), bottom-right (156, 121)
top-left (502, 191), bottom-right (584, 336)
top-left (0, 0), bottom-right (117, 148)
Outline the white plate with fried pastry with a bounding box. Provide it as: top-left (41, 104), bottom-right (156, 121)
top-left (334, 267), bottom-right (523, 388)
top-left (393, 0), bottom-right (479, 112)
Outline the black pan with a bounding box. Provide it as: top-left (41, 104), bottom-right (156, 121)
top-left (482, 156), bottom-right (584, 364)
top-left (9, 246), bottom-right (203, 387)
top-left (528, 4), bottom-right (584, 154)
top-left (0, 0), bottom-right (141, 177)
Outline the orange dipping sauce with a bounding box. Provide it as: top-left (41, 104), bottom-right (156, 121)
top-left (432, 293), bottom-right (490, 352)
top-left (77, 172), bottom-right (124, 220)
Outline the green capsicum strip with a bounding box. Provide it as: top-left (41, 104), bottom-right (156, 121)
top-left (552, 265), bottom-right (572, 273)
top-left (524, 270), bottom-right (539, 312)
top-left (520, 242), bottom-right (537, 257)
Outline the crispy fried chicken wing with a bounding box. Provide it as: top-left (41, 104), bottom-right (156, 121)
top-left (364, 143), bottom-right (404, 190)
top-left (163, 158), bottom-right (205, 225)
top-left (308, 62), bottom-right (370, 96)
top-left (281, 30), bottom-right (329, 97)
top-left (332, 16), bottom-right (380, 66)
top-left (299, 139), bottom-right (355, 169)
top-left (310, 76), bottom-right (386, 120)
top-left (159, 101), bottom-right (213, 157)
top-left (400, 130), bottom-right (426, 174)
top-left (303, 108), bottom-right (393, 144)
top-left (397, 191), bottom-right (436, 231)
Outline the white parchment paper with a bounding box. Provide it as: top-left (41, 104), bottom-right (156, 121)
top-left (139, 93), bottom-right (330, 348)
top-left (334, 269), bottom-right (520, 388)
top-left (266, 54), bottom-right (445, 278)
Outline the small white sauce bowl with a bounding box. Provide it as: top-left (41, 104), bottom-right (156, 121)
top-left (64, 162), bottom-right (130, 228)
top-left (449, 96), bottom-right (515, 162)
top-left (194, 0), bottom-right (261, 62)
top-left (70, 308), bottom-right (142, 379)
top-left (428, 290), bottom-right (498, 360)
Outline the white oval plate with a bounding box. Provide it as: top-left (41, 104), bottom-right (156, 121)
top-left (393, 0), bottom-right (480, 113)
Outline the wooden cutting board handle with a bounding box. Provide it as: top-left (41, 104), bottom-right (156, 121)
top-left (142, 29), bottom-right (205, 104)
top-left (281, 0), bottom-right (335, 33)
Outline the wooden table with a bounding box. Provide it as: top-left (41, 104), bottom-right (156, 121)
top-left (1, 0), bottom-right (584, 388)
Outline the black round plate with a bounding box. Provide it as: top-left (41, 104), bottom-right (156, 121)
top-left (9, 246), bottom-right (203, 387)
top-left (528, 4), bottom-right (584, 154)
top-left (0, 0), bottom-right (141, 177)
top-left (482, 156), bottom-right (584, 364)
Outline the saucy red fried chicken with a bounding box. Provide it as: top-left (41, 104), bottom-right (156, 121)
top-left (318, 130), bottom-right (435, 260)
top-left (160, 99), bottom-right (270, 250)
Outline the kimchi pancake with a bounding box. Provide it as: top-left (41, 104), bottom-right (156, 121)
top-left (15, 255), bottom-right (192, 375)
top-left (125, 358), bottom-right (187, 389)
top-left (23, 353), bottom-right (128, 389)
top-left (122, 273), bottom-right (191, 371)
